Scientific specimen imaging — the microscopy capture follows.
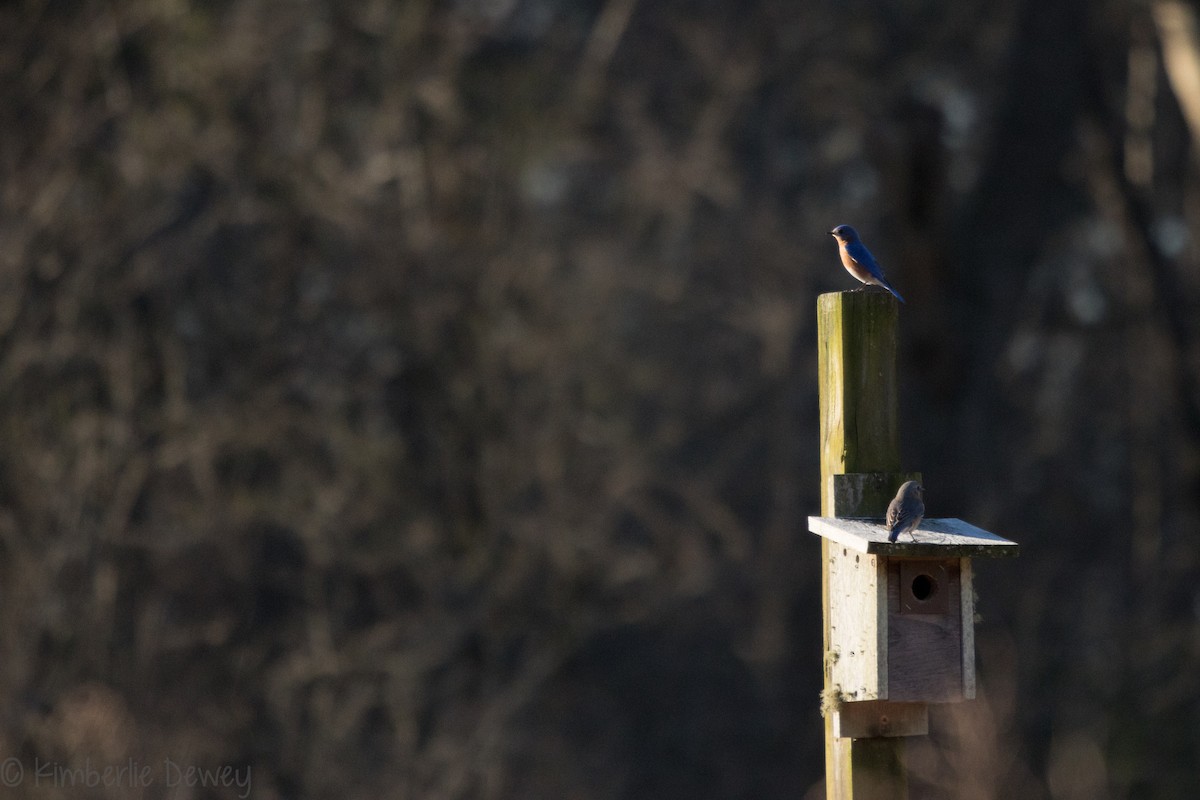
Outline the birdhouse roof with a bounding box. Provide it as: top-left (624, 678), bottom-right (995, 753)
top-left (807, 517), bottom-right (1019, 558)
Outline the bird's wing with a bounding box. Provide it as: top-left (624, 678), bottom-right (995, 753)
top-left (887, 500), bottom-right (921, 532)
top-left (845, 240), bottom-right (885, 280)
top-left (886, 499), bottom-right (901, 529)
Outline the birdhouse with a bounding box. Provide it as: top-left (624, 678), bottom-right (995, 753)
top-left (808, 516), bottom-right (1018, 707)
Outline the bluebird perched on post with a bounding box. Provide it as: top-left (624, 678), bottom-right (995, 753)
top-left (886, 481), bottom-right (925, 542)
top-left (829, 225), bottom-right (905, 303)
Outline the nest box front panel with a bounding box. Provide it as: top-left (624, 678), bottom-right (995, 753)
top-left (886, 558), bottom-right (967, 702)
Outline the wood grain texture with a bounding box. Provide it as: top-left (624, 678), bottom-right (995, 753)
top-left (828, 547), bottom-right (887, 700)
top-left (818, 292), bottom-right (902, 512)
top-left (830, 471), bottom-right (923, 518)
top-left (886, 558), bottom-right (964, 702)
top-left (834, 701), bottom-right (929, 739)
top-left (808, 516), bottom-right (1020, 558)
top-left (818, 290), bottom-right (908, 799)
top-left (961, 557), bottom-right (976, 699)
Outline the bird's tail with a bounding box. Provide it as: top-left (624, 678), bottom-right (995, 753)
top-left (880, 279), bottom-right (905, 304)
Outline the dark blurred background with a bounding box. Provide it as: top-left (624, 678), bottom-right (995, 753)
top-left (2, 0), bottom-right (1200, 797)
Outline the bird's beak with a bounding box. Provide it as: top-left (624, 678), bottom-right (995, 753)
top-left (828, 230), bottom-right (837, 237)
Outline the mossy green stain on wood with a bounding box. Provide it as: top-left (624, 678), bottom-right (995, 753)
top-left (818, 291), bottom-right (902, 516)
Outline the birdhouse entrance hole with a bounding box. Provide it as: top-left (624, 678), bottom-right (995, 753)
top-left (899, 560), bottom-right (950, 615)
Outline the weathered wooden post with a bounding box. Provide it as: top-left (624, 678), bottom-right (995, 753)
top-left (812, 291), bottom-right (1018, 799)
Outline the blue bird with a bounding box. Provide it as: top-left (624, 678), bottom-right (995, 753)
top-left (829, 225), bottom-right (905, 303)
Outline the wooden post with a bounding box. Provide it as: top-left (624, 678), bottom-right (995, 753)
top-left (818, 290), bottom-right (909, 799)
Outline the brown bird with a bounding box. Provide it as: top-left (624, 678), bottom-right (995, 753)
top-left (886, 481), bottom-right (925, 542)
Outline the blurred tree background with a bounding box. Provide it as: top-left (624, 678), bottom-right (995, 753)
top-left (2, 0), bottom-right (1200, 797)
